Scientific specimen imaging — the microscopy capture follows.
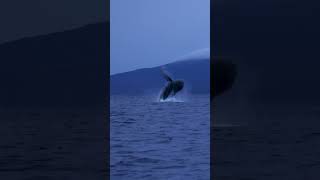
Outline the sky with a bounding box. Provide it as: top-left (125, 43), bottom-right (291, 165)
top-left (111, 0), bottom-right (210, 75)
top-left (0, 0), bottom-right (108, 44)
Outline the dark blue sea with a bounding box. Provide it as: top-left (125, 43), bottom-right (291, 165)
top-left (110, 94), bottom-right (210, 180)
top-left (213, 103), bottom-right (320, 179)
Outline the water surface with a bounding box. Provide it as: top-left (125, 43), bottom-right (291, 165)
top-left (111, 95), bottom-right (210, 179)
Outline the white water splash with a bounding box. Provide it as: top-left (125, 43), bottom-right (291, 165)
top-left (155, 87), bottom-right (191, 103)
top-left (159, 96), bottom-right (185, 102)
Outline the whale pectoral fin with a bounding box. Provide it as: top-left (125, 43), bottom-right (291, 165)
top-left (161, 67), bottom-right (173, 82)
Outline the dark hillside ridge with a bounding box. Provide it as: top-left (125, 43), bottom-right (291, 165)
top-left (111, 59), bottom-right (210, 95)
top-left (0, 22), bottom-right (109, 107)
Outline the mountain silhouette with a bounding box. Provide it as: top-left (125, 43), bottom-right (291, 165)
top-left (0, 22), bottom-right (109, 108)
top-left (111, 59), bottom-right (210, 95)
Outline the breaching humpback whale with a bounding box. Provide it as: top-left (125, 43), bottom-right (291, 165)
top-left (159, 68), bottom-right (184, 100)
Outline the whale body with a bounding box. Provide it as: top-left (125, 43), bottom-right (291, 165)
top-left (159, 68), bottom-right (184, 100)
top-left (158, 58), bottom-right (237, 101)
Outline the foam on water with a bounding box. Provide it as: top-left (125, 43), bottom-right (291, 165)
top-left (159, 96), bottom-right (185, 102)
top-left (155, 87), bottom-right (191, 103)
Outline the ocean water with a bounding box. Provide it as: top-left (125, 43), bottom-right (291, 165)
top-left (110, 94), bottom-right (210, 180)
top-left (213, 104), bottom-right (320, 179)
top-left (0, 108), bottom-right (107, 180)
